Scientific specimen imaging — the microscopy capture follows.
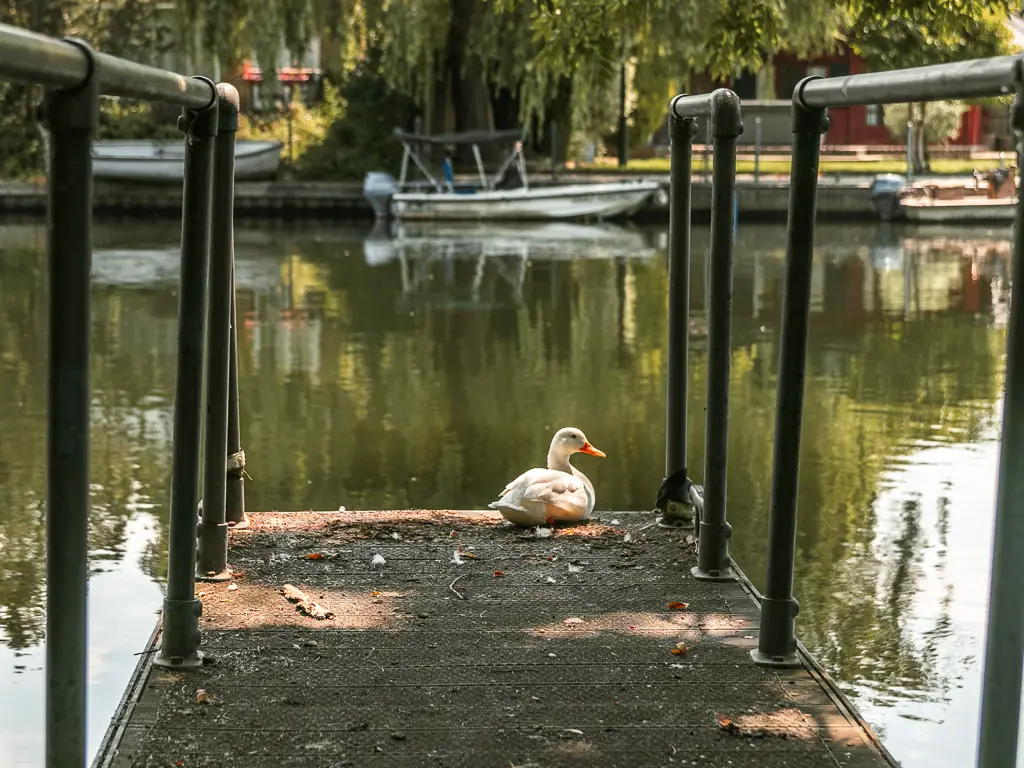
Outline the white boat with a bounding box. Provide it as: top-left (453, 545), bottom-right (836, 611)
top-left (869, 171), bottom-right (1018, 224)
top-left (92, 139), bottom-right (283, 182)
top-left (364, 128), bottom-right (659, 222)
top-left (899, 195), bottom-right (1016, 223)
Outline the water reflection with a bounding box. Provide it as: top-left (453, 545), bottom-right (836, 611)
top-left (0, 218), bottom-right (1011, 767)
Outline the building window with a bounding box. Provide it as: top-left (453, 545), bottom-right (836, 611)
top-left (866, 104), bottom-right (882, 127)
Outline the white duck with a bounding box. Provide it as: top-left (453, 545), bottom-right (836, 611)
top-left (488, 427), bottom-right (606, 526)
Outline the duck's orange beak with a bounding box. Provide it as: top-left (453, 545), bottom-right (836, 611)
top-left (580, 441), bottom-right (606, 458)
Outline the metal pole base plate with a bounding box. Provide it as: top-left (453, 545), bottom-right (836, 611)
top-left (691, 565), bottom-right (737, 582)
top-left (153, 648), bottom-right (205, 670)
top-left (196, 568), bottom-right (233, 583)
top-left (656, 499), bottom-right (695, 530)
top-left (228, 512), bottom-right (250, 530)
top-left (749, 648), bottom-right (803, 669)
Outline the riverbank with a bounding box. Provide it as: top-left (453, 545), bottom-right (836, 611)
top-left (0, 174), bottom-right (885, 221)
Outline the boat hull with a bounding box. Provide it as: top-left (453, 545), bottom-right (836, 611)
top-left (390, 181), bottom-right (659, 221)
top-left (900, 197), bottom-right (1016, 224)
top-left (92, 140), bottom-right (283, 182)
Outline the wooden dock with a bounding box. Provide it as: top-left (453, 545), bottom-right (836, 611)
top-left (93, 510), bottom-right (895, 768)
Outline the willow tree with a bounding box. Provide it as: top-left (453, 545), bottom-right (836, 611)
top-left (503, 0), bottom-right (1016, 148)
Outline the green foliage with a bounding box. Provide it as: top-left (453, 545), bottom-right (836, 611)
top-left (236, 83), bottom-right (341, 169)
top-left (851, 3), bottom-right (1016, 71)
top-left (293, 64), bottom-right (417, 180)
top-left (96, 101), bottom-right (182, 141)
top-left (883, 102), bottom-right (968, 144)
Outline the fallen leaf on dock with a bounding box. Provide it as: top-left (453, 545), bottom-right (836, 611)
top-left (666, 601), bottom-right (689, 611)
top-left (493, 570), bottom-right (505, 577)
top-left (371, 554), bottom-right (386, 567)
top-left (567, 564), bottom-right (583, 573)
top-left (280, 583), bottom-right (335, 620)
top-left (195, 688), bottom-right (213, 705)
top-left (717, 716), bottom-right (741, 735)
top-left (304, 553), bottom-right (326, 560)
top-left (227, 583), bottom-right (238, 592)
top-left (670, 642), bottom-right (689, 655)
top-left (623, 532), bottom-right (633, 543)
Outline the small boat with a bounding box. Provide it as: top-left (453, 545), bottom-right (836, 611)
top-left (868, 170), bottom-right (1017, 224)
top-left (91, 139), bottom-right (283, 182)
top-left (364, 128), bottom-right (659, 222)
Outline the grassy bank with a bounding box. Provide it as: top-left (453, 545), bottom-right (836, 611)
top-left (577, 156), bottom-right (1012, 176)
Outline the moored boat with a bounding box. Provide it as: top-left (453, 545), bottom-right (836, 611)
top-left (364, 128), bottom-right (659, 222)
top-left (92, 139), bottom-right (283, 182)
top-left (868, 170), bottom-right (1017, 224)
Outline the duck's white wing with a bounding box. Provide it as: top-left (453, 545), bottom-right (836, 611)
top-left (489, 468), bottom-right (589, 523)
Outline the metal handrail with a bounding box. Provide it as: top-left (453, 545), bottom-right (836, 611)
top-left (799, 54), bottom-right (1021, 108)
top-left (663, 51), bottom-right (1024, 768)
top-left (764, 53), bottom-right (1024, 768)
top-left (0, 20), bottom-right (245, 767)
top-left (0, 23), bottom-right (215, 108)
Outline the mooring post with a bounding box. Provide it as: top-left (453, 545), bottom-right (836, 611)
top-left (975, 86), bottom-right (1024, 768)
top-left (656, 100), bottom-right (696, 528)
top-left (196, 83), bottom-right (238, 582)
top-left (41, 37), bottom-right (98, 768)
top-left (156, 78), bottom-right (218, 669)
top-left (752, 77), bottom-right (829, 668)
top-left (693, 90), bottom-right (741, 582)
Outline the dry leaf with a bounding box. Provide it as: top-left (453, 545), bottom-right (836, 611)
top-left (305, 553), bottom-right (326, 560)
top-left (227, 583), bottom-right (238, 592)
top-left (666, 601), bottom-right (689, 611)
top-left (671, 642), bottom-right (689, 655)
top-left (371, 591), bottom-right (382, 598)
top-left (717, 716), bottom-right (741, 735)
top-left (195, 689), bottom-right (213, 705)
top-left (280, 584), bottom-right (335, 620)
top-left (493, 570), bottom-right (505, 577)
top-left (563, 617), bottom-right (585, 626)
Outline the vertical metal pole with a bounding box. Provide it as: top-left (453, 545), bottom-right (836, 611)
top-left (225, 271), bottom-right (247, 527)
top-left (694, 90), bottom-right (741, 582)
top-left (42, 38), bottom-right (98, 768)
top-left (656, 103), bottom-right (696, 528)
top-left (976, 87), bottom-right (1024, 768)
top-left (618, 62), bottom-right (628, 168)
top-left (752, 77), bottom-right (829, 668)
top-left (703, 120), bottom-right (711, 182)
top-left (754, 116), bottom-right (762, 183)
top-left (155, 78), bottom-right (218, 670)
top-left (196, 85), bottom-right (238, 581)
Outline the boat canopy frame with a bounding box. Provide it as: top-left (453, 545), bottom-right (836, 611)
top-left (393, 127), bottom-right (530, 194)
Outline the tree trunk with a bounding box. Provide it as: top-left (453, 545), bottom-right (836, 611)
top-left (756, 53), bottom-right (776, 100)
top-left (443, 0), bottom-right (495, 162)
top-left (912, 103), bottom-right (929, 173)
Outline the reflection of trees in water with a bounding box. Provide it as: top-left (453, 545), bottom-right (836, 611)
top-left (0, 219), bottom-right (1010, 715)
top-left (0, 242), bottom-right (173, 650)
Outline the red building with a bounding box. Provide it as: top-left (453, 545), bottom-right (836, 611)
top-left (692, 44), bottom-right (998, 149)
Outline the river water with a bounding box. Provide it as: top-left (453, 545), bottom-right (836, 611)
top-left (0, 217), bottom-right (1016, 766)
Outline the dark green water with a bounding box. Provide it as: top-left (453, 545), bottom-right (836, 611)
top-left (0, 218), bottom-right (1014, 766)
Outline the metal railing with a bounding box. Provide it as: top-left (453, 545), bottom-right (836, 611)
top-left (659, 54), bottom-right (1024, 768)
top-left (654, 89), bottom-right (741, 583)
top-left (0, 22), bottom-right (248, 767)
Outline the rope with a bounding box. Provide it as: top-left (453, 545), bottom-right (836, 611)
top-left (227, 449), bottom-right (249, 480)
top-left (655, 468), bottom-right (692, 512)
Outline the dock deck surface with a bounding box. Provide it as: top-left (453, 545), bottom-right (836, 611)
top-left (96, 510), bottom-right (894, 768)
